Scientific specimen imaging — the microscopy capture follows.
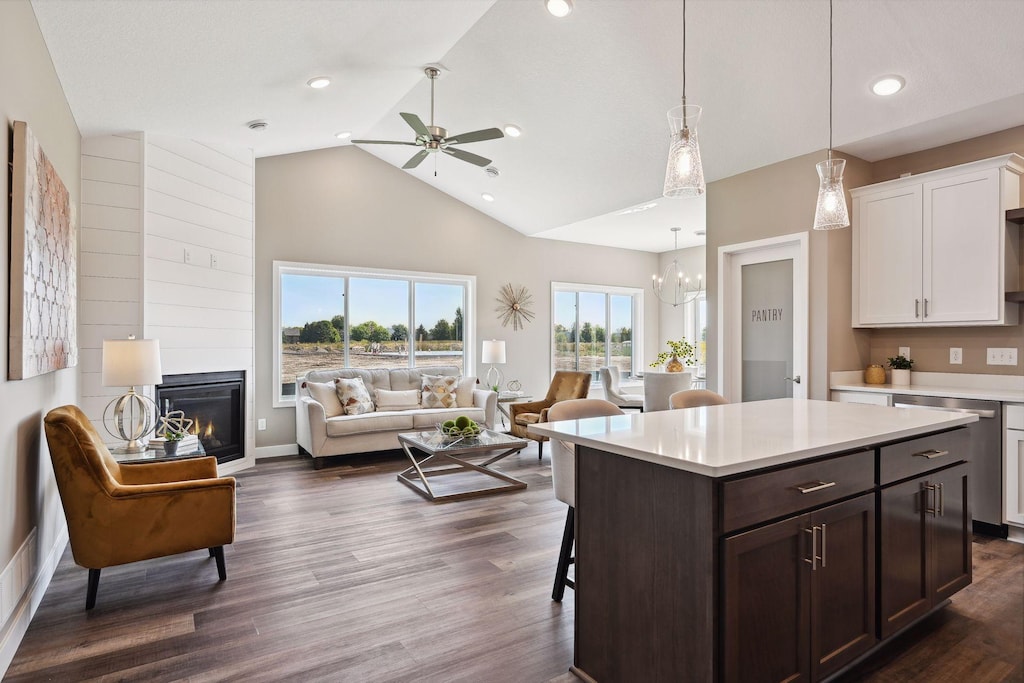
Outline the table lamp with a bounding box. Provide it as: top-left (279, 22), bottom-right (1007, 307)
top-left (102, 335), bottom-right (163, 453)
top-left (482, 339), bottom-right (506, 392)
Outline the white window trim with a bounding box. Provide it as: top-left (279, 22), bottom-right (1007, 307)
top-left (549, 281), bottom-right (645, 381)
top-left (273, 260), bottom-right (476, 407)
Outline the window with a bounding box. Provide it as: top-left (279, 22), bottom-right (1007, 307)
top-left (684, 292), bottom-right (708, 375)
top-left (552, 283), bottom-right (643, 381)
top-left (274, 262), bottom-right (474, 405)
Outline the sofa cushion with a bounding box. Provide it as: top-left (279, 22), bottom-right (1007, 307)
top-left (422, 375), bottom-right (458, 408)
top-left (375, 389), bottom-right (421, 411)
top-left (305, 380), bottom-right (345, 418)
top-left (389, 366), bottom-right (461, 392)
top-left (456, 376), bottom-right (478, 408)
top-left (305, 368), bottom-right (391, 396)
top-left (325, 411), bottom-right (415, 437)
top-left (335, 377), bottom-right (374, 415)
top-left (412, 407), bottom-right (487, 429)
top-left (515, 412), bottom-right (543, 426)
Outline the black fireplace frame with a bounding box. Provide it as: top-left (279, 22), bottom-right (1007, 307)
top-left (155, 370), bottom-right (245, 465)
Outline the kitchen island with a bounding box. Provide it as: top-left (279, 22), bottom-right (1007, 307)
top-left (529, 398), bottom-right (977, 683)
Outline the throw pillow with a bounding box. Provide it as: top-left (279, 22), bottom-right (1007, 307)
top-left (375, 388), bottom-right (421, 411)
top-left (305, 380), bottom-right (345, 418)
top-left (335, 377), bottom-right (374, 415)
top-left (456, 375), bottom-right (478, 408)
top-left (422, 375), bottom-right (458, 409)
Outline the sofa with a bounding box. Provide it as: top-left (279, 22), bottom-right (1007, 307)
top-left (295, 366), bottom-right (497, 468)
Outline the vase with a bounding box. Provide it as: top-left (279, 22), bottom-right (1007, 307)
top-left (890, 369), bottom-right (911, 386)
top-left (864, 364), bottom-right (886, 385)
top-left (163, 440), bottom-right (179, 456)
top-left (665, 354), bottom-right (684, 373)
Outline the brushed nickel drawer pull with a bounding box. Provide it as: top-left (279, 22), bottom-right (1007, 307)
top-left (912, 449), bottom-right (948, 460)
top-left (820, 523), bottom-right (827, 568)
top-left (795, 480), bottom-right (837, 494)
top-left (804, 526), bottom-right (819, 570)
top-left (923, 483), bottom-right (938, 516)
top-left (937, 482), bottom-right (944, 517)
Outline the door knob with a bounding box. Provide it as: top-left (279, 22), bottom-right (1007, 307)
top-left (784, 375), bottom-right (802, 384)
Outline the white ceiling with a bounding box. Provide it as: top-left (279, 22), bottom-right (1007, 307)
top-left (31, 0), bottom-right (1024, 253)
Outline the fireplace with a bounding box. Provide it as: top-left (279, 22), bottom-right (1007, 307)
top-left (155, 371), bottom-right (245, 465)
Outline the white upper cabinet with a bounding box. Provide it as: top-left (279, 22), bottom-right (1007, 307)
top-left (852, 154), bottom-right (1023, 328)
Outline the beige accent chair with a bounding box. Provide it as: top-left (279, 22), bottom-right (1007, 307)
top-left (598, 366), bottom-right (643, 411)
top-left (669, 389), bottom-right (729, 409)
top-left (44, 405), bottom-right (236, 610)
top-left (510, 371), bottom-right (591, 459)
top-left (547, 399), bottom-right (625, 601)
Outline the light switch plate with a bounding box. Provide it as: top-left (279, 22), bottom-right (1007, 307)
top-left (949, 348), bottom-right (962, 365)
top-left (898, 346), bottom-right (910, 359)
top-left (257, 418), bottom-right (267, 431)
top-left (986, 348), bottom-right (1018, 365)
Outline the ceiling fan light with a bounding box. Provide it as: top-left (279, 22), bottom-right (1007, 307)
top-left (813, 158), bottom-right (850, 230)
top-left (663, 104), bottom-right (705, 198)
top-left (335, 131), bottom-right (352, 139)
top-left (545, 0), bottom-right (573, 18)
top-left (503, 124), bottom-right (522, 137)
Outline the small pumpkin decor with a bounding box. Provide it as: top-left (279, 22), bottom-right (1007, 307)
top-left (650, 339), bottom-right (696, 373)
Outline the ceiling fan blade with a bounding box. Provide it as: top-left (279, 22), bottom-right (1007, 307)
top-left (442, 147), bottom-right (491, 167)
top-left (350, 140), bottom-right (418, 145)
top-left (400, 112), bottom-right (431, 138)
top-left (402, 150), bottom-right (430, 170)
top-left (446, 128), bottom-right (504, 145)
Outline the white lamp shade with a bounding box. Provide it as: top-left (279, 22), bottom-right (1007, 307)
top-left (102, 338), bottom-right (163, 387)
top-left (481, 339), bottom-right (506, 364)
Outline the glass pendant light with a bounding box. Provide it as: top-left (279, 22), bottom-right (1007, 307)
top-left (663, 0), bottom-right (705, 198)
top-left (813, 0), bottom-right (849, 230)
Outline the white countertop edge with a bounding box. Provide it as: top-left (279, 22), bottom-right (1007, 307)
top-left (528, 412), bottom-right (976, 477)
top-left (830, 382), bottom-right (1024, 403)
top-left (830, 370), bottom-right (1024, 403)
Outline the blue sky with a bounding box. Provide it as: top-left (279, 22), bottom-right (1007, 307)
top-left (281, 274), bottom-right (464, 329)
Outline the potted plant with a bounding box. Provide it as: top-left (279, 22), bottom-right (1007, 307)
top-left (650, 339), bottom-right (696, 373)
top-left (887, 354), bottom-right (914, 386)
top-left (161, 423), bottom-right (187, 456)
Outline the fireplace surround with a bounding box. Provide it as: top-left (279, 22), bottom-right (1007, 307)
top-left (155, 370), bottom-right (245, 464)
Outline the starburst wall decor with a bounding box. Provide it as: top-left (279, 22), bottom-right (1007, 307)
top-left (495, 283), bottom-right (535, 331)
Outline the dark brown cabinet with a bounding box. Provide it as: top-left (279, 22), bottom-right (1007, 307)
top-left (880, 463), bottom-right (971, 637)
top-left (723, 494), bottom-right (876, 683)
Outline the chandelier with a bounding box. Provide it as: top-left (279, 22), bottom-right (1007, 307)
top-left (652, 227), bottom-right (703, 307)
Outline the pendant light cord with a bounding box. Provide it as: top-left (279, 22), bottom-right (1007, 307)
top-left (681, 0), bottom-right (687, 105)
top-left (828, 0), bottom-right (833, 161)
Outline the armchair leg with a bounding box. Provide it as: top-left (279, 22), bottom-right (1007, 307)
top-left (86, 568), bottom-right (101, 610)
top-left (552, 507), bottom-right (575, 602)
top-left (212, 546), bottom-right (227, 581)
top-left (208, 547), bottom-right (215, 557)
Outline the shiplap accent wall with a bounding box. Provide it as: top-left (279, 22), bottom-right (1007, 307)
top-left (78, 133), bottom-right (256, 471)
top-left (78, 134), bottom-right (144, 426)
top-left (143, 135), bottom-right (256, 471)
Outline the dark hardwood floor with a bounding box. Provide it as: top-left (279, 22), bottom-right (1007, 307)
top-left (6, 449), bottom-right (1023, 682)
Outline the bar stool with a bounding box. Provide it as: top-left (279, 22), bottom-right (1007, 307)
top-left (547, 398), bottom-right (625, 602)
top-left (669, 389), bottom-right (728, 409)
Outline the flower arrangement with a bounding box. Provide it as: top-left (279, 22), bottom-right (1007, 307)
top-left (886, 355), bottom-right (914, 370)
top-left (650, 339), bottom-right (696, 368)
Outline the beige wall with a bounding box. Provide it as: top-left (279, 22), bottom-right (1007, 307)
top-left (0, 0), bottom-right (80, 638)
top-left (704, 150), bottom-right (872, 400)
top-left (865, 126), bottom-right (1024, 376)
top-left (255, 146), bottom-right (660, 448)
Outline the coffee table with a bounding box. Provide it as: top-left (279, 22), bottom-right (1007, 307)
top-left (397, 429), bottom-right (529, 502)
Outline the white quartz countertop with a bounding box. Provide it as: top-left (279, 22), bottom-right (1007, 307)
top-left (830, 371), bottom-right (1024, 403)
top-left (528, 398), bottom-right (976, 477)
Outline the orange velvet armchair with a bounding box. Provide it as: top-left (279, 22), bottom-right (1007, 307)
top-left (44, 405), bottom-right (236, 609)
top-left (510, 371), bottom-right (592, 459)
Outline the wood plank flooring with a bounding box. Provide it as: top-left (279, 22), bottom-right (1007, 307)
top-left (6, 449), bottom-right (1023, 682)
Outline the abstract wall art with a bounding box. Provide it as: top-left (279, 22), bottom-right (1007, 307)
top-left (8, 120), bottom-right (77, 380)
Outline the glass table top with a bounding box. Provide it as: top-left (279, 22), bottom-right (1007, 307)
top-left (399, 428), bottom-right (528, 454)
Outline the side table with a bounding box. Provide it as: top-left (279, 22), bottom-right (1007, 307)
top-left (115, 440), bottom-right (207, 464)
top-left (496, 392), bottom-right (533, 431)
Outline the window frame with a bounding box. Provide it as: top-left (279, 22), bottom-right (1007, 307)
top-left (684, 291), bottom-right (708, 375)
top-left (273, 260), bottom-right (476, 407)
top-left (549, 282), bottom-right (644, 382)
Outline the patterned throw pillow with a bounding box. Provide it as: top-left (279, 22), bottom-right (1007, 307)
top-left (422, 375), bottom-right (458, 409)
top-left (335, 377), bottom-right (374, 415)
top-left (375, 388), bottom-right (421, 411)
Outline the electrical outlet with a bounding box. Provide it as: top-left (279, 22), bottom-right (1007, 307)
top-left (210, 254), bottom-right (218, 268)
top-left (257, 418), bottom-right (267, 431)
top-left (898, 346), bottom-right (910, 359)
top-left (184, 248), bottom-right (192, 264)
top-left (949, 348), bottom-right (962, 364)
top-left (986, 348), bottom-right (1018, 366)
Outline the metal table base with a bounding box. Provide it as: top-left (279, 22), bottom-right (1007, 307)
top-left (397, 437), bottom-right (527, 502)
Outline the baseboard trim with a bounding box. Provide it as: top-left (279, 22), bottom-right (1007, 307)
top-left (0, 525), bottom-right (69, 678)
top-left (255, 444), bottom-right (298, 459)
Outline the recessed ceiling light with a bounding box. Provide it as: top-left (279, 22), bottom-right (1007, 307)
top-left (503, 124), bottom-right (522, 138)
top-left (335, 131), bottom-right (352, 140)
top-left (695, 229), bottom-right (706, 236)
top-left (617, 202), bottom-right (657, 216)
top-left (545, 0), bottom-right (573, 18)
top-left (246, 120), bottom-right (268, 131)
top-left (871, 75), bottom-right (905, 96)
top-left (481, 193), bottom-right (495, 202)
top-left (306, 76), bottom-right (331, 89)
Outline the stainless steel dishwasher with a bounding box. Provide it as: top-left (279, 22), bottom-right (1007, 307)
top-left (893, 394), bottom-right (1004, 537)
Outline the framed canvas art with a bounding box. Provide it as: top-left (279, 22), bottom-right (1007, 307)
top-left (8, 120), bottom-right (77, 380)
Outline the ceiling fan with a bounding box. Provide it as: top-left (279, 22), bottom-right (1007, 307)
top-left (352, 66), bottom-right (504, 170)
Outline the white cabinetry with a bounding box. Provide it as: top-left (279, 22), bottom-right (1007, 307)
top-left (1006, 404), bottom-right (1024, 528)
top-left (852, 154), bottom-right (1023, 328)
top-left (831, 390), bottom-right (892, 406)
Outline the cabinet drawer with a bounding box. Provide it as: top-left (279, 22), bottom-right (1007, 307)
top-left (878, 428), bottom-right (968, 486)
top-left (721, 450), bottom-right (874, 533)
top-left (1006, 404), bottom-right (1024, 430)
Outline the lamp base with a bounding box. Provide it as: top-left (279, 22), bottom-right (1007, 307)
top-left (486, 366), bottom-right (504, 392)
top-left (110, 441), bottom-right (148, 455)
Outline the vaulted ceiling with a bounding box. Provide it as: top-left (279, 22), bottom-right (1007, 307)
top-left (31, 0), bottom-right (1024, 252)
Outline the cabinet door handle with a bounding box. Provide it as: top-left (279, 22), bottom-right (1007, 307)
top-left (804, 526), bottom-right (820, 570)
top-left (820, 522), bottom-right (827, 569)
top-left (924, 298), bottom-right (929, 318)
top-left (795, 480), bottom-right (837, 494)
top-left (915, 299), bottom-right (920, 318)
top-left (923, 483), bottom-right (938, 516)
top-left (937, 482), bottom-right (944, 517)
top-left (912, 449), bottom-right (948, 460)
